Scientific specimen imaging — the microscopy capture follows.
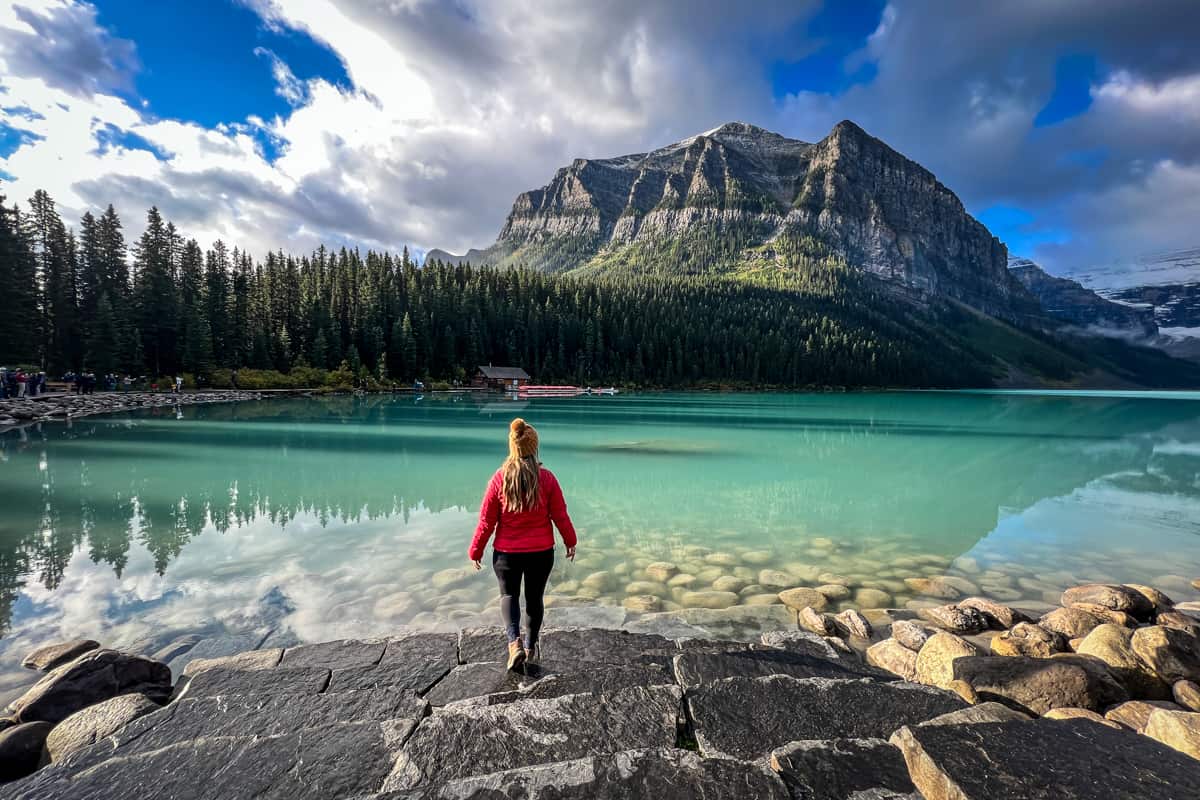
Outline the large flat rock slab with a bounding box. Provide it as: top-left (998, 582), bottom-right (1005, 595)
top-left (688, 675), bottom-right (965, 761)
top-left (424, 660), bottom-right (673, 707)
top-left (537, 628), bottom-right (679, 667)
top-left (178, 665), bottom-right (330, 698)
top-left (326, 633), bottom-right (456, 695)
top-left (383, 685), bottom-right (683, 790)
top-left (281, 638), bottom-right (387, 669)
top-left (891, 718), bottom-right (1200, 799)
top-left (4, 719), bottom-right (407, 800)
top-left (361, 748), bottom-right (789, 799)
top-left (673, 647), bottom-right (891, 689)
top-left (770, 738), bottom-right (921, 800)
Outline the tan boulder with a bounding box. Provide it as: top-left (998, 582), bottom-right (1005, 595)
top-left (1105, 700), bottom-right (1184, 732)
top-left (952, 654), bottom-right (1128, 714)
top-left (182, 648), bottom-right (282, 677)
top-left (891, 620), bottom-right (932, 652)
top-left (918, 702), bottom-right (1030, 726)
top-left (711, 575), bottom-right (748, 593)
top-left (866, 638), bottom-right (917, 681)
top-left (667, 573), bottom-right (698, 588)
top-left (743, 593), bottom-right (783, 606)
top-left (704, 552), bottom-right (740, 567)
top-left (1043, 707), bottom-right (1123, 729)
top-left (1069, 602), bottom-right (1135, 627)
top-left (778, 587), bottom-right (828, 612)
top-left (990, 622), bottom-right (1066, 659)
top-left (1039, 606), bottom-right (1104, 639)
top-left (1144, 709), bottom-right (1200, 761)
top-left (1061, 584), bottom-right (1153, 618)
top-left (914, 631), bottom-right (982, 689)
top-left (625, 581), bottom-right (669, 596)
top-left (1124, 583), bottom-right (1174, 613)
top-left (918, 604), bottom-right (989, 635)
top-left (1174, 679), bottom-right (1200, 712)
top-left (797, 606), bottom-right (836, 636)
top-left (834, 609), bottom-right (873, 639)
top-left (1076, 624), bottom-right (1170, 699)
top-left (45, 693), bottom-right (160, 762)
top-left (957, 597), bottom-right (1030, 629)
top-left (1157, 610), bottom-right (1200, 635)
top-left (1131, 625), bottom-right (1200, 684)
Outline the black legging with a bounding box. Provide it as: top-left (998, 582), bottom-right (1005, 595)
top-left (492, 548), bottom-right (554, 646)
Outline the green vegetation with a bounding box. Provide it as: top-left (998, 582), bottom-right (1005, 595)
top-left (3, 189), bottom-right (1197, 390)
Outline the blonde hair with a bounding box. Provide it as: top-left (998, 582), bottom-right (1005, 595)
top-left (502, 419), bottom-right (540, 512)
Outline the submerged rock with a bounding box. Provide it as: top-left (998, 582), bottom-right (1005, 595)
top-left (680, 591), bottom-right (740, 610)
top-left (903, 577), bottom-right (962, 600)
top-left (853, 587), bottom-right (893, 609)
top-left (20, 640), bottom-right (100, 672)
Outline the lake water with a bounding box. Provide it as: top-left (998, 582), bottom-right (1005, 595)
top-left (2, 391), bottom-right (1199, 697)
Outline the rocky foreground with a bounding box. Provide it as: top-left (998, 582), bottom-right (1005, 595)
top-left (2, 580), bottom-right (1200, 800)
top-left (0, 390), bottom-right (263, 429)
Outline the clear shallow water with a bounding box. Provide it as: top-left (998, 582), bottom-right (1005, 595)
top-left (1, 391), bottom-right (1199, 697)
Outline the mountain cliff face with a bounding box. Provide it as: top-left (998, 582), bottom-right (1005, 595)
top-left (452, 120), bottom-right (1035, 318)
top-left (1007, 257), bottom-right (1158, 339)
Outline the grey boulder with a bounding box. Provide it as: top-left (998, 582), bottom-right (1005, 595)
top-left (44, 693), bottom-right (160, 762)
top-left (769, 738), bottom-right (921, 799)
top-left (0, 721), bottom-right (52, 782)
top-left (20, 640), bottom-right (100, 672)
top-left (6, 649), bottom-right (171, 724)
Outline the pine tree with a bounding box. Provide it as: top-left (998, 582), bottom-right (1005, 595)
top-left (132, 207), bottom-right (179, 375)
top-left (0, 197), bottom-right (39, 363)
top-left (87, 293), bottom-right (120, 375)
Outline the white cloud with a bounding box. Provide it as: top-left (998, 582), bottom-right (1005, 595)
top-left (2, 0), bottom-right (1200, 271)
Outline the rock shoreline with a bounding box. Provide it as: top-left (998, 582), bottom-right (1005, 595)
top-left (0, 391), bottom-right (264, 430)
top-left (2, 581), bottom-right (1199, 800)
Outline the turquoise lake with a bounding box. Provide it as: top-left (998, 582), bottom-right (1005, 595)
top-left (2, 391), bottom-right (1199, 698)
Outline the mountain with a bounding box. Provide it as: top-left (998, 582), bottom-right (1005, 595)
top-left (423, 247), bottom-right (491, 267)
top-left (1007, 256), bottom-right (1157, 339)
top-left (1059, 246), bottom-right (1200, 360)
top-left (442, 120), bottom-right (1035, 320)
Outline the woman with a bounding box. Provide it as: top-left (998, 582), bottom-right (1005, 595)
top-left (469, 418), bottom-right (576, 671)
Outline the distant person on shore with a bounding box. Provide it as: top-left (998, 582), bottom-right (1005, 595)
top-left (231, 369), bottom-right (239, 390)
top-left (469, 418), bottom-right (577, 671)
top-left (15, 369), bottom-right (26, 398)
top-left (174, 375), bottom-right (183, 394)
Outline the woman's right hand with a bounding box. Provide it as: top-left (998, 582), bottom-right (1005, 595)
top-left (565, 546), bottom-right (576, 561)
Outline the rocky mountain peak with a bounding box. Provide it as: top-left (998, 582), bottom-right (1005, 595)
top-left (452, 119), bottom-right (1040, 319)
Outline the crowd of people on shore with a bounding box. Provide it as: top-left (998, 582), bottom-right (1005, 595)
top-left (1, 369), bottom-right (196, 398)
top-left (0, 368), bottom-right (46, 398)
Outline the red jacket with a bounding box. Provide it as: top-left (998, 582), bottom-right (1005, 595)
top-left (469, 467), bottom-right (577, 561)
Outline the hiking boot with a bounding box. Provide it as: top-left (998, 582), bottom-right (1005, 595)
top-left (506, 640), bottom-right (526, 671)
top-left (525, 643), bottom-right (540, 666)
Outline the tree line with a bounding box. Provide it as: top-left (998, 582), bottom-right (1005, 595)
top-left (1, 189), bottom-right (995, 388)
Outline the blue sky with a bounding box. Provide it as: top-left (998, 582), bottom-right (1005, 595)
top-left (2, 0), bottom-right (1199, 275)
